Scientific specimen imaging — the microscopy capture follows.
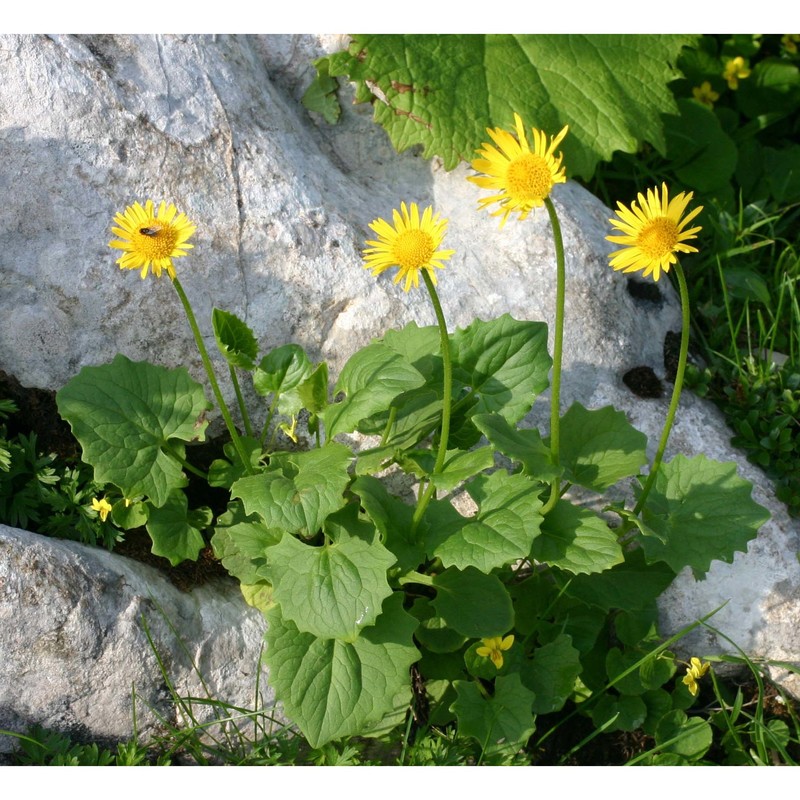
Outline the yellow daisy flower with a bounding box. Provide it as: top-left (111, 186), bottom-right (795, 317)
top-left (692, 81), bottom-right (720, 108)
top-left (606, 183), bottom-right (703, 282)
top-left (682, 657), bottom-right (710, 697)
top-left (468, 113), bottom-right (568, 227)
top-left (476, 634), bottom-right (514, 669)
top-left (363, 201), bottom-right (455, 292)
top-left (109, 200), bottom-right (196, 280)
top-left (91, 496), bottom-right (113, 522)
top-left (723, 56), bottom-right (751, 90)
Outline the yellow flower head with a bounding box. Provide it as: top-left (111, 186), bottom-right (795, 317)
top-left (606, 183), bottom-right (703, 282)
top-left (362, 201), bottom-right (455, 292)
top-left (476, 634), bottom-right (514, 669)
top-left (692, 81), bottom-right (720, 108)
top-left (723, 56), bottom-right (751, 90)
top-left (682, 657), bottom-right (710, 697)
top-left (91, 496), bottom-right (113, 522)
top-left (109, 200), bottom-right (196, 280)
top-left (468, 114), bottom-right (568, 228)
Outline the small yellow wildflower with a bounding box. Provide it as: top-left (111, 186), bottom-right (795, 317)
top-left (782, 35), bottom-right (800, 55)
top-left (362, 202), bottom-right (455, 292)
top-left (109, 200), bottom-right (196, 280)
top-left (91, 497), bottom-right (113, 522)
top-left (692, 81), bottom-right (720, 108)
top-left (723, 56), bottom-right (751, 90)
top-left (476, 634), bottom-right (514, 669)
top-left (468, 113), bottom-right (568, 228)
top-left (682, 657), bottom-right (710, 697)
top-left (606, 183), bottom-right (703, 282)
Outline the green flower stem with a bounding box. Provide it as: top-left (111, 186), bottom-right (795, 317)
top-left (380, 406), bottom-right (398, 446)
top-left (411, 270), bottom-right (453, 534)
top-left (171, 276), bottom-right (254, 475)
top-left (259, 393), bottom-right (280, 447)
top-left (228, 365), bottom-right (254, 438)
top-left (163, 444), bottom-right (208, 481)
top-left (398, 570), bottom-right (435, 588)
top-left (633, 261), bottom-right (691, 516)
top-left (541, 196), bottom-right (566, 515)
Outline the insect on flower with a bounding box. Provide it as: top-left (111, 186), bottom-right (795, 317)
top-left (108, 199), bottom-right (196, 280)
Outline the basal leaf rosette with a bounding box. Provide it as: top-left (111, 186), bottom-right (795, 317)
top-left (322, 343), bottom-right (427, 439)
top-left (558, 403), bottom-right (648, 492)
top-left (431, 566), bottom-right (514, 638)
top-left (56, 354), bottom-right (211, 508)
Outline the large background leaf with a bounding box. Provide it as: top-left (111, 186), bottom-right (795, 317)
top-left (318, 34), bottom-right (696, 178)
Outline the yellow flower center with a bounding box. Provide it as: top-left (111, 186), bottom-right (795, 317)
top-left (393, 229), bottom-right (435, 269)
top-left (506, 153), bottom-right (553, 202)
top-left (134, 224), bottom-right (180, 260)
top-left (637, 217), bottom-right (679, 259)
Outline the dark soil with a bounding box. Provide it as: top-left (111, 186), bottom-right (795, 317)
top-left (0, 369), bottom-right (78, 459)
top-left (0, 369), bottom-right (228, 591)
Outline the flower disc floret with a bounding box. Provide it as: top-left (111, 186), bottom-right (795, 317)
top-left (363, 201), bottom-right (455, 292)
top-left (109, 199), bottom-right (196, 280)
top-left (606, 183), bottom-right (703, 282)
top-left (468, 113), bottom-right (568, 227)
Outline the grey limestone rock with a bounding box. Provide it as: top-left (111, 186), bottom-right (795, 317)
top-left (0, 524), bottom-right (279, 758)
top-left (0, 33), bottom-right (797, 728)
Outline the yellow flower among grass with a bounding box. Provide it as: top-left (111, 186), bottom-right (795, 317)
top-left (468, 113), bottom-right (568, 227)
top-left (682, 657), bottom-right (710, 697)
top-left (476, 634), bottom-right (514, 669)
top-left (606, 183), bottom-right (703, 282)
top-left (91, 496), bottom-right (113, 522)
top-left (363, 201), bottom-right (455, 292)
top-left (109, 200), bottom-right (196, 280)
top-left (723, 56), bottom-right (751, 90)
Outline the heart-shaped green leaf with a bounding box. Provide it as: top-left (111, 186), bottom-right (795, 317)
top-left (264, 593), bottom-right (419, 748)
top-left (266, 528), bottom-right (396, 640)
top-left (638, 454), bottom-right (770, 574)
top-left (56, 354), bottom-right (211, 508)
top-left (232, 443), bottom-right (351, 536)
